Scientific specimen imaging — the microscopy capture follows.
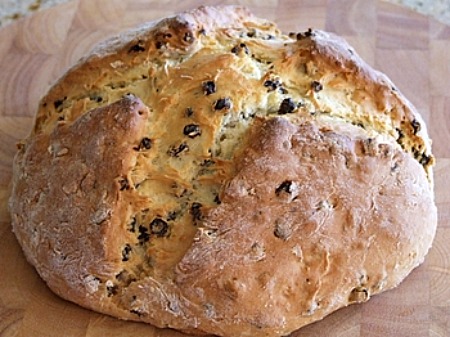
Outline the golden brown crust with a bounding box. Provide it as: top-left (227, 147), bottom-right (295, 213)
top-left (10, 95), bottom-right (149, 305)
top-left (9, 5), bottom-right (437, 337)
top-left (294, 30), bottom-right (434, 176)
top-left (174, 117), bottom-right (436, 336)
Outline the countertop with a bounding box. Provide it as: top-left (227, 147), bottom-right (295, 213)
top-left (0, 1), bottom-right (449, 336)
top-left (0, 0), bottom-right (450, 28)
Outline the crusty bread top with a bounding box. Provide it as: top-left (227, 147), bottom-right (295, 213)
top-left (32, 6), bottom-right (434, 179)
top-left (9, 5), bottom-right (437, 337)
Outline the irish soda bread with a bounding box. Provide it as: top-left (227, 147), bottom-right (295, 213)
top-left (9, 6), bottom-right (437, 337)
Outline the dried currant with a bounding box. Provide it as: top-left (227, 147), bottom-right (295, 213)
top-left (264, 79), bottom-right (281, 92)
top-left (231, 43), bottom-right (249, 55)
top-left (191, 202), bottom-right (203, 221)
top-left (128, 217), bottom-right (137, 233)
top-left (183, 124), bottom-right (202, 138)
top-left (278, 98), bottom-right (296, 114)
top-left (106, 284), bottom-right (118, 297)
top-left (119, 178), bottom-right (130, 191)
top-left (214, 195), bottom-right (221, 204)
top-left (296, 28), bottom-right (314, 40)
top-left (419, 154), bottom-right (432, 166)
top-left (122, 244), bottom-right (132, 262)
top-left (214, 97), bottom-right (231, 110)
top-left (183, 31), bottom-right (194, 42)
top-left (138, 225), bottom-right (150, 244)
top-left (411, 119), bottom-right (421, 135)
top-left (396, 128), bottom-right (405, 142)
top-left (275, 180), bottom-right (294, 195)
top-left (311, 80), bottom-right (323, 92)
top-left (130, 309), bottom-right (143, 317)
top-left (134, 137), bottom-right (152, 151)
top-left (54, 97), bottom-right (66, 110)
top-left (202, 81), bottom-right (216, 95)
top-left (150, 218), bottom-right (169, 237)
top-left (129, 43), bottom-right (145, 53)
top-left (168, 142), bottom-right (189, 157)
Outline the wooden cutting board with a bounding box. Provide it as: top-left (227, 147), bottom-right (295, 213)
top-left (1, 0), bottom-right (449, 336)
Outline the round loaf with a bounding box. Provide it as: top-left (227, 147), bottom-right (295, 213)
top-left (9, 6), bottom-right (437, 337)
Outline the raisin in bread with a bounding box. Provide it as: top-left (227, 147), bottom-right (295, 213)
top-left (9, 6), bottom-right (437, 337)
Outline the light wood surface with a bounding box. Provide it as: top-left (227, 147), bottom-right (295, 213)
top-left (1, 1), bottom-right (449, 336)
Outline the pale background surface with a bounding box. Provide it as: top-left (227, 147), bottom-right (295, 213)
top-left (0, 1), bottom-right (449, 337)
top-left (0, 0), bottom-right (450, 27)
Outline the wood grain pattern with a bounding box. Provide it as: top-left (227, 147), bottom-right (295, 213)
top-left (0, 1), bottom-right (449, 336)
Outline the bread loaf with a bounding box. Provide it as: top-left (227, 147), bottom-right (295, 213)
top-left (9, 6), bottom-right (437, 337)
